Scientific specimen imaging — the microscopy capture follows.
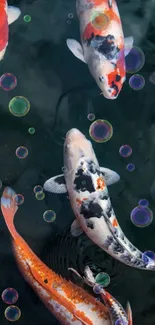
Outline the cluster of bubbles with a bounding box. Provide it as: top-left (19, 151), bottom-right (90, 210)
top-left (125, 46), bottom-right (145, 91)
top-left (1, 288), bottom-right (21, 321)
top-left (67, 12), bottom-right (74, 25)
top-left (0, 73), bottom-right (17, 91)
top-left (33, 186), bottom-right (56, 222)
top-left (119, 145), bottom-right (135, 172)
top-left (33, 185), bottom-right (45, 200)
top-left (89, 119), bottom-right (113, 143)
top-left (130, 198), bottom-right (153, 227)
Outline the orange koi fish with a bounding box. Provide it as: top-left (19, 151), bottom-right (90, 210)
top-left (0, 0), bottom-right (21, 60)
top-left (66, 0), bottom-right (133, 99)
top-left (1, 186), bottom-right (111, 325)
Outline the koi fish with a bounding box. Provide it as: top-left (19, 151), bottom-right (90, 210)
top-left (44, 128), bottom-right (155, 271)
top-left (85, 266), bottom-right (132, 325)
top-left (0, 1), bottom-right (21, 60)
top-left (66, 0), bottom-right (133, 99)
top-left (1, 186), bottom-right (112, 325)
top-left (70, 266), bottom-right (133, 325)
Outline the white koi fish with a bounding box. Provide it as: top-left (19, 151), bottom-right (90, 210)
top-left (66, 0), bottom-right (133, 99)
top-left (44, 128), bottom-right (155, 271)
top-left (0, 0), bottom-right (21, 60)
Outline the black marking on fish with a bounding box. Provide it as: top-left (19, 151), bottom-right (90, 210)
top-left (74, 169), bottom-right (95, 193)
top-left (87, 160), bottom-right (100, 175)
top-left (116, 74), bottom-right (121, 82)
top-left (104, 236), bottom-right (114, 249)
top-left (86, 220), bottom-right (94, 229)
top-left (106, 204), bottom-right (113, 218)
top-left (113, 242), bottom-right (125, 254)
top-left (55, 175), bottom-right (66, 185)
top-left (110, 81), bottom-right (119, 97)
top-left (108, 0), bottom-right (112, 8)
top-left (80, 200), bottom-right (103, 219)
top-left (86, 33), bottom-right (120, 61)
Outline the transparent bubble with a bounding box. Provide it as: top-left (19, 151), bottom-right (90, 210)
top-left (91, 12), bottom-right (110, 30)
top-left (62, 166), bottom-right (67, 173)
top-left (67, 20), bottom-right (71, 24)
top-left (9, 96), bottom-right (30, 117)
top-left (13, 194), bottom-right (24, 205)
top-left (35, 191), bottom-right (45, 200)
top-left (130, 206), bottom-right (153, 227)
top-left (68, 13), bottom-right (74, 19)
top-left (138, 199), bottom-right (149, 207)
top-left (23, 15), bottom-right (31, 22)
top-left (87, 113), bottom-right (95, 121)
top-left (4, 305), bottom-right (21, 321)
top-left (15, 146), bottom-right (28, 159)
top-left (93, 283), bottom-right (103, 294)
top-left (33, 185), bottom-right (43, 193)
top-left (119, 145), bottom-right (132, 158)
top-left (0, 73), bottom-right (17, 91)
top-left (126, 163), bottom-right (135, 172)
top-left (95, 272), bottom-right (110, 288)
top-left (125, 46), bottom-right (145, 74)
top-left (142, 251), bottom-right (155, 262)
top-left (89, 119), bottom-right (113, 143)
top-left (1, 288), bottom-right (19, 305)
top-left (149, 71), bottom-right (155, 85)
top-left (43, 210), bottom-right (56, 223)
top-left (129, 74), bottom-right (145, 90)
top-left (28, 127), bottom-right (35, 134)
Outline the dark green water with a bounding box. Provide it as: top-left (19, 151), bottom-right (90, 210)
top-left (0, 0), bottom-right (155, 324)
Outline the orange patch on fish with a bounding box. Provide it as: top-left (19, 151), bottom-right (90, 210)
top-left (112, 218), bottom-right (118, 227)
top-left (76, 198), bottom-right (82, 205)
top-left (96, 177), bottom-right (105, 190)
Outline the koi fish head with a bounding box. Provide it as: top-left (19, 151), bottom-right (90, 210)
top-left (64, 128), bottom-right (98, 179)
top-left (88, 48), bottom-right (126, 100)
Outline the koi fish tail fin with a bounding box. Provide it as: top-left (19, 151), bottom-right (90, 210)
top-left (1, 187), bottom-right (18, 239)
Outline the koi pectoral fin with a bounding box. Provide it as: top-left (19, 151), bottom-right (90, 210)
top-left (100, 167), bottom-right (120, 186)
top-left (43, 174), bottom-right (67, 194)
top-left (66, 39), bottom-right (86, 63)
top-left (126, 301), bottom-right (133, 325)
top-left (70, 219), bottom-right (83, 237)
top-left (7, 6), bottom-right (21, 25)
top-left (124, 36), bottom-right (134, 57)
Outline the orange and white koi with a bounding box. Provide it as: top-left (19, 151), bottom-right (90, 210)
top-left (0, 0), bottom-right (21, 60)
top-left (1, 186), bottom-right (112, 325)
top-left (44, 128), bottom-right (155, 271)
top-left (66, 0), bottom-right (133, 99)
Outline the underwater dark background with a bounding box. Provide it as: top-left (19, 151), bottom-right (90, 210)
top-left (0, 0), bottom-right (155, 324)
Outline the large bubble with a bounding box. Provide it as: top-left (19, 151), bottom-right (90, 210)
top-left (9, 96), bottom-right (30, 117)
top-left (125, 46), bottom-right (145, 73)
top-left (130, 206), bottom-right (153, 227)
top-left (89, 119), bottom-right (113, 143)
top-left (129, 74), bottom-right (145, 90)
top-left (1, 288), bottom-right (19, 305)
